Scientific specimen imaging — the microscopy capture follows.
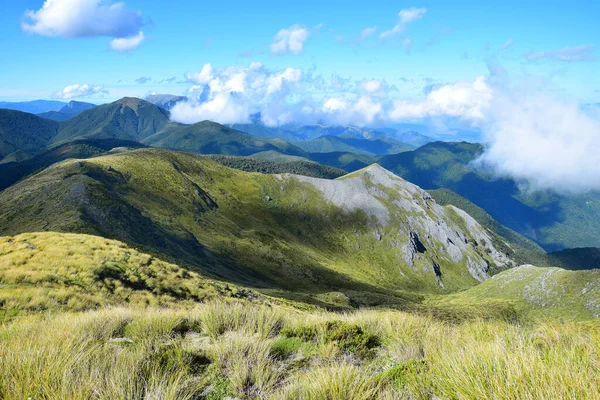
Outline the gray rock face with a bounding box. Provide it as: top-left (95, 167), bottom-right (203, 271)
top-left (286, 164), bottom-right (512, 284)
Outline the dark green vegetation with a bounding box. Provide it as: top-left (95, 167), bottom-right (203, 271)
top-left (203, 154), bottom-right (346, 179)
top-left (0, 109), bottom-right (59, 162)
top-left (546, 247), bottom-right (600, 271)
top-left (308, 151), bottom-right (378, 171)
top-left (145, 120), bottom-right (306, 157)
top-left (380, 141), bottom-right (600, 251)
top-left (293, 135), bottom-right (414, 156)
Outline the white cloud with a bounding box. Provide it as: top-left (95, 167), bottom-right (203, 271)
top-left (501, 39), bottom-right (514, 50)
top-left (361, 80), bottom-right (382, 92)
top-left (109, 31), bottom-right (145, 52)
top-left (22, 0), bottom-right (145, 52)
top-left (170, 92), bottom-right (252, 125)
top-left (525, 45), bottom-right (595, 62)
top-left (186, 64), bottom-right (215, 85)
top-left (270, 25), bottom-right (309, 55)
top-left (266, 68), bottom-right (302, 95)
top-left (321, 95), bottom-right (384, 126)
top-left (249, 62), bottom-right (263, 70)
top-left (322, 98), bottom-right (349, 113)
top-left (390, 76), bottom-right (492, 122)
top-left (476, 92), bottom-right (600, 193)
top-left (398, 7), bottom-right (427, 24)
top-left (358, 26), bottom-right (377, 41)
top-left (53, 83), bottom-right (108, 99)
top-left (380, 7), bottom-right (427, 39)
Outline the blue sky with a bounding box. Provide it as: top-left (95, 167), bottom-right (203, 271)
top-left (2, 0), bottom-right (600, 193)
top-left (1, 0), bottom-right (598, 104)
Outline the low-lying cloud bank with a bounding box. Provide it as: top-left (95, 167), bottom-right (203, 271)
top-left (476, 90), bottom-right (600, 193)
top-left (170, 63), bottom-right (600, 193)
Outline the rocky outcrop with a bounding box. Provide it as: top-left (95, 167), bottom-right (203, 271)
top-left (291, 164), bottom-right (512, 285)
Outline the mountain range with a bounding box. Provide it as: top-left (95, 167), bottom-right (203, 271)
top-left (1, 96), bottom-right (599, 399)
top-left (2, 96), bottom-right (599, 255)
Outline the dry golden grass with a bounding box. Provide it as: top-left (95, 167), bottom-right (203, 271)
top-left (0, 301), bottom-right (598, 399)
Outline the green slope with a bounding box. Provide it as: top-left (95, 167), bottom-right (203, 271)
top-left (0, 138), bottom-right (146, 191)
top-left (0, 232), bottom-right (240, 314)
top-left (380, 141), bottom-right (600, 251)
top-left (294, 135), bottom-right (413, 156)
top-left (55, 97), bottom-right (172, 143)
top-left (0, 149), bottom-right (513, 307)
top-left (0, 109), bottom-right (59, 161)
top-left (441, 265), bottom-right (600, 320)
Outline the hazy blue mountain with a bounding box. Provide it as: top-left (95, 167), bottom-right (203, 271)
top-left (144, 94), bottom-right (188, 110)
top-left (37, 101), bottom-right (96, 121)
top-left (0, 100), bottom-right (66, 114)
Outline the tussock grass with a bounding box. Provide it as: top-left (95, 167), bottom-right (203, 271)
top-left (0, 301), bottom-right (598, 399)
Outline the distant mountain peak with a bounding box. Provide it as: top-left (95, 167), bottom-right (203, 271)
top-left (144, 94), bottom-right (187, 111)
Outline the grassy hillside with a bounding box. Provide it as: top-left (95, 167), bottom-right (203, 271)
top-left (0, 301), bottom-right (598, 399)
top-left (0, 232), bottom-right (245, 318)
top-left (0, 109), bottom-right (59, 161)
top-left (203, 154), bottom-right (346, 179)
top-left (0, 149), bottom-right (512, 307)
top-left (380, 141), bottom-right (600, 251)
top-left (0, 138), bottom-right (146, 191)
top-left (294, 135), bottom-right (413, 156)
top-left (442, 265), bottom-right (600, 320)
top-left (143, 120), bottom-right (306, 157)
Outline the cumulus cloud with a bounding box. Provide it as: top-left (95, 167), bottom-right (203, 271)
top-left (110, 31), bottom-right (145, 52)
top-left (170, 63), bottom-right (393, 127)
top-left (22, 0), bottom-right (145, 52)
top-left (390, 76), bottom-right (492, 122)
top-left (380, 7), bottom-right (427, 39)
top-left (525, 45), bottom-right (595, 62)
top-left (476, 91), bottom-right (600, 193)
top-left (360, 80), bottom-right (382, 93)
top-left (53, 83), bottom-right (108, 99)
top-left (171, 63), bottom-right (306, 126)
top-left (321, 95), bottom-right (384, 126)
top-left (270, 25), bottom-right (309, 55)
